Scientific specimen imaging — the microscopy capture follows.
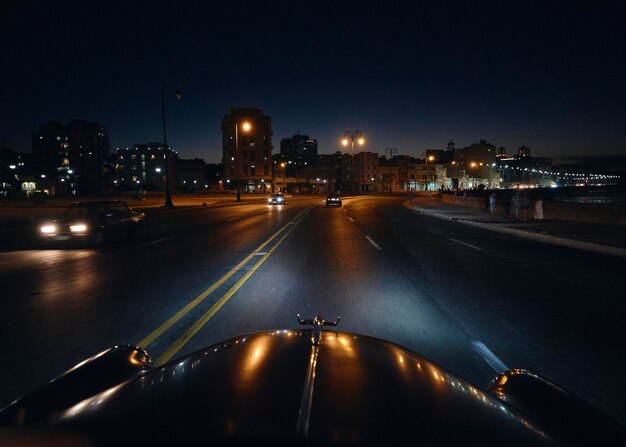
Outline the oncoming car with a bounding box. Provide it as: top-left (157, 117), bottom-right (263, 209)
top-left (37, 200), bottom-right (145, 245)
top-left (0, 315), bottom-right (624, 446)
top-left (326, 193), bottom-right (342, 207)
top-left (268, 193), bottom-right (286, 205)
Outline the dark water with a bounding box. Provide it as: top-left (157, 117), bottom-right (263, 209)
top-left (550, 185), bottom-right (626, 205)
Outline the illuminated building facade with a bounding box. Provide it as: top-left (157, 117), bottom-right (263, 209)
top-left (31, 119), bottom-right (110, 196)
top-left (221, 108), bottom-right (274, 193)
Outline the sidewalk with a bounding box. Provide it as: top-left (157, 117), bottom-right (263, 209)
top-left (404, 196), bottom-right (626, 258)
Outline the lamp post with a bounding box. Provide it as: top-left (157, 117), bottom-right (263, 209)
top-left (424, 154), bottom-right (435, 192)
top-left (469, 161), bottom-right (478, 189)
top-left (342, 130), bottom-right (364, 192)
top-left (235, 120), bottom-right (252, 202)
top-left (279, 162), bottom-right (285, 193)
top-left (161, 73), bottom-right (181, 208)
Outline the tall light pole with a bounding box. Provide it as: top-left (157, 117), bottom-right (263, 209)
top-left (161, 73), bottom-right (181, 208)
top-left (278, 162), bottom-right (285, 193)
top-left (424, 154), bottom-right (435, 191)
top-left (342, 130), bottom-right (364, 192)
top-left (385, 147), bottom-right (397, 194)
top-left (235, 120), bottom-right (252, 202)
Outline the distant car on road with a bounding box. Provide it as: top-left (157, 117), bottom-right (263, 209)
top-left (268, 193), bottom-right (286, 205)
top-left (37, 200), bottom-right (145, 245)
top-left (326, 193), bottom-right (342, 207)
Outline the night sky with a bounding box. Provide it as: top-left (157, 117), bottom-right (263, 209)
top-left (2, 1), bottom-right (625, 165)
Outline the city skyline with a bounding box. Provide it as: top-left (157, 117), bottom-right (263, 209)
top-left (2, 2), bottom-right (625, 165)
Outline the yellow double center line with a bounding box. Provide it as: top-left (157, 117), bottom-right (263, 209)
top-left (138, 206), bottom-right (312, 366)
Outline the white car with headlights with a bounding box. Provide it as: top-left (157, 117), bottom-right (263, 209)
top-left (38, 200), bottom-right (144, 245)
top-left (267, 193), bottom-right (286, 205)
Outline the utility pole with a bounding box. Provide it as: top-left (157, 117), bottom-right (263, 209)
top-left (161, 73), bottom-right (181, 208)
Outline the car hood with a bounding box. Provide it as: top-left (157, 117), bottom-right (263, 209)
top-left (0, 329), bottom-right (558, 446)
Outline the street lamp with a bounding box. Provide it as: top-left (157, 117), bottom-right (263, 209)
top-left (468, 161), bottom-right (479, 189)
top-left (424, 154), bottom-right (435, 191)
top-left (342, 130), bottom-right (364, 191)
top-left (161, 73), bottom-right (181, 208)
top-left (235, 120), bottom-right (252, 202)
top-left (279, 162), bottom-right (286, 193)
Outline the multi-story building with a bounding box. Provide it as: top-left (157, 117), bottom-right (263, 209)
top-left (205, 163), bottom-right (223, 190)
top-left (498, 146), bottom-right (553, 188)
top-left (116, 143), bottom-right (178, 191)
top-left (0, 147), bottom-right (34, 197)
top-left (354, 151), bottom-right (380, 192)
top-left (380, 155), bottom-right (411, 192)
top-left (272, 152), bottom-right (343, 194)
top-left (451, 140), bottom-right (498, 188)
top-left (411, 161), bottom-right (446, 191)
top-left (31, 119), bottom-right (110, 196)
top-left (178, 157), bottom-right (206, 190)
top-left (280, 133), bottom-right (318, 158)
top-left (221, 108), bottom-right (273, 194)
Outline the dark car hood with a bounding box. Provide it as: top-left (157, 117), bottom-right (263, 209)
top-left (0, 330), bottom-right (558, 446)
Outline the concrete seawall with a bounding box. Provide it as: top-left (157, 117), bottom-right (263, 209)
top-left (440, 193), bottom-right (626, 225)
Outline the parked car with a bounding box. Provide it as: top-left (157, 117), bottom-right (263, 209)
top-left (37, 200), bottom-right (145, 245)
top-left (0, 314), bottom-right (624, 446)
top-left (326, 193), bottom-right (342, 207)
top-left (268, 193), bottom-right (286, 205)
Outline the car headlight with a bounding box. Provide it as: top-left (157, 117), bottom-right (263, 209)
top-left (40, 224), bottom-right (56, 234)
top-left (70, 223), bottom-right (88, 233)
top-left (268, 198), bottom-right (272, 203)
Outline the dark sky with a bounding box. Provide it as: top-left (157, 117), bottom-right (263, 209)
top-left (1, 1), bottom-right (625, 164)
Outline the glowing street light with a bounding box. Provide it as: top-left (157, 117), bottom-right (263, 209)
top-left (424, 154), bottom-right (437, 191)
top-left (342, 130), bottom-right (365, 191)
top-left (235, 120), bottom-right (252, 202)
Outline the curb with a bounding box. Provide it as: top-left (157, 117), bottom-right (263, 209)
top-left (403, 201), bottom-right (626, 259)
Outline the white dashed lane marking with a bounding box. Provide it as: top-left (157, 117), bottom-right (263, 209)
top-left (449, 238), bottom-right (483, 251)
top-left (365, 236), bottom-right (381, 250)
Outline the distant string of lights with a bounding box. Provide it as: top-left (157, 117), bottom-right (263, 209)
top-left (499, 164), bottom-right (620, 180)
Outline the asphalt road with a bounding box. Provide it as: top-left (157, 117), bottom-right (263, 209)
top-left (1, 194), bottom-right (624, 428)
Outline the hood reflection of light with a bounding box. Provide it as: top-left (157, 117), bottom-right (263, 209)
top-left (61, 383), bottom-right (126, 419)
top-left (240, 336), bottom-right (271, 382)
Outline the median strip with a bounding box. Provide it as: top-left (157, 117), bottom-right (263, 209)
top-left (155, 221), bottom-right (301, 365)
top-left (137, 206), bottom-right (311, 359)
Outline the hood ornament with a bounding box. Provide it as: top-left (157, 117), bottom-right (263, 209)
top-left (297, 314), bottom-right (340, 346)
